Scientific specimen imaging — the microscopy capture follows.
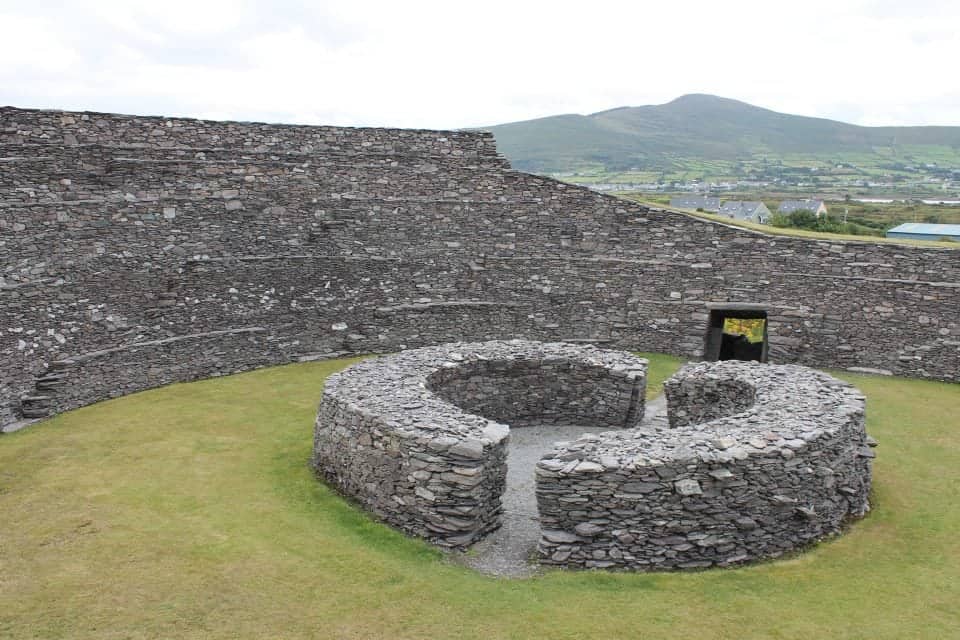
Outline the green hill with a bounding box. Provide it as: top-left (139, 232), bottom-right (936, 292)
top-left (485, 94), bottom-right (960, 173)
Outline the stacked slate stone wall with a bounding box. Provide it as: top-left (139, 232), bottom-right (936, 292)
top-left (1, 105), bottom-right (958, 430)
top-left (535, 361), bottom-right (873, 570)
top-left (664, 374), bottom-right (756, 429)
top-left (19, 328), bottom-right (284, 419)
top-left (428, 358), bottom-right (644, 427)
top-left (312, 341), bottom-right (647, 547)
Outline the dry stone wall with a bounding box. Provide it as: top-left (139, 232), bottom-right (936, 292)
top-left (311, 340), bottom-right (647, 547)
top-left (19, 328), bottom-right (283, 419)
top-left (536, 360), bottom-right (873, 570)
top-left (314, 343), bottom-right (870, 571)
top-left (1, 105), bottom-right (958, 430)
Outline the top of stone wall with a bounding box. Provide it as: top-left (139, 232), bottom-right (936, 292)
top-left (541, 360), bottom-right (867, 470)
top-left (322, 340), bottom-right (648, 449)
top-left (0, 106), bottom-right (505, 165)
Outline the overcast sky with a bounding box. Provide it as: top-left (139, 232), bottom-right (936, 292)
top-left (1, 0), bottom-right (958, 130)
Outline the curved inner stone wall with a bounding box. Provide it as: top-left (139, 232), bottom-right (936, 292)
top-left (664, 373), bottom-right (757, 428)
top-left (311, 340), bottom-right (647, 547)
top-left (427, 358), bottom-right (644, 427)
top-left (1, 105), bottom-right (957, 433)
top-left (536, 360), bottom-right (873, 570)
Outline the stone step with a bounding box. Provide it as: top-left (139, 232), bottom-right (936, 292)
top-left (35, 373), bottom-right (66, 382)
top-left (1, 418), bottom-right (40, 434)
top-left (20, 395), bottom-right (52, 403)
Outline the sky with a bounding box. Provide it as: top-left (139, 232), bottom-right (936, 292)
top-left (1, 0), bottom-right (958, 130)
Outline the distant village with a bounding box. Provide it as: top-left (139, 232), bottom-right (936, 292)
top-left (667, 196), bottom-right (826, 225)
top-left (575, 162), bottom-right (960, 197)
top-left (667, 196), bottom-right (960, 242)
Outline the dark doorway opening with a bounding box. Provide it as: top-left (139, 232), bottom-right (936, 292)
top-left (704, 308), bottom-right (768, 362)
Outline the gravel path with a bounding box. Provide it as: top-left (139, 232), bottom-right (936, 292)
top-left (454, 395), bottom-right (668, 578)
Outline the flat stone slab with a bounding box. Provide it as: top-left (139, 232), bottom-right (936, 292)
top-left (0, 418), bottom-right (39, 434)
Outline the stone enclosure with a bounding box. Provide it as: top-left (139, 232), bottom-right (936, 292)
top-left (537, 359), bottom-right (873, 569)
top-left (0, 104), bottom-right (885, 571)
top-left (312, 340), bottom-right (647, 547)
top-left (1, 106), bottom-right (958, 432)
top-left (313, 341), bottom-right (873, 570)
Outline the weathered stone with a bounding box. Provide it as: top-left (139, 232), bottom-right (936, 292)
top-left (414, 486), bottom-right (436, 501)
top-left (674, 479), bottom-right (703, 496)
top-left (449, 439), bottom-right (485, 459)
top-left (620, 481), bottom-right (661, 494)
top-left (574, 461), bottom-right (604, 473)
top-left (574, 522), bottom-right (605, 537)
top-left (712, 437), bottom-right (737, 450)
top-left (542, 530), bottom-right (582, 544)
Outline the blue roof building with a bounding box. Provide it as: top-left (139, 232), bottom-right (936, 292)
top-left (885, 223), bottom-right (960, 242)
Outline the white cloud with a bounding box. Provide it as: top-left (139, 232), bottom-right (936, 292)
top-left (0, 14), bottom-right (80, 73)
top-left (0, 0), bottom-right (957, 128)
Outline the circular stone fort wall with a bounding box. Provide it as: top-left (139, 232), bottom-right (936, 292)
top-left (314, 341), bottom-right (873, 570)
top-left (1, 106), bottom-right (957, 434)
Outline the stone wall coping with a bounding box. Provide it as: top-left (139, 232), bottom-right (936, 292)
top-left (322, 340), bottom-right (649, 447)
top-left (539, 360), bottom-right (866, 471)
top-left (52, 327), bottom-right (267, 365)
top-left (1, 105), bottom-right (499, 138)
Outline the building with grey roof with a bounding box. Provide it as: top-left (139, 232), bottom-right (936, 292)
top-left (670, 196), bottom-right (721, 212)
top-left (885, 222), bottom-right (960, 242)
top-left (778, 199), bottom-right (827, 217)
top-left (719, 201), bottom-right (771, 224)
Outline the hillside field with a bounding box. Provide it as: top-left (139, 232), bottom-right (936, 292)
top-left (487, 94), bottom-right (960, 199)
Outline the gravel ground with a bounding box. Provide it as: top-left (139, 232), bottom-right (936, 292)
top-left (454, 395), bottom-right (667, 578)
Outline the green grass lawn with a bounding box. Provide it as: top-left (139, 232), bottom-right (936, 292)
top-left (638, 351), bottom-right (685, 399)
top-left (1, 356), bottom-right (958, 639)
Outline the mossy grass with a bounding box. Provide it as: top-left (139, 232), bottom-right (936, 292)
top-left (1, 356), bottom-right (958, 638)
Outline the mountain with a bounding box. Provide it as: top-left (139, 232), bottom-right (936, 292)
top-left (485, 94), bottom-right (960, 173)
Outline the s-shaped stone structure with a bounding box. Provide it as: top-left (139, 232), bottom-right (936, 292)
top-left (313, 342), bottom-right (873, 569)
